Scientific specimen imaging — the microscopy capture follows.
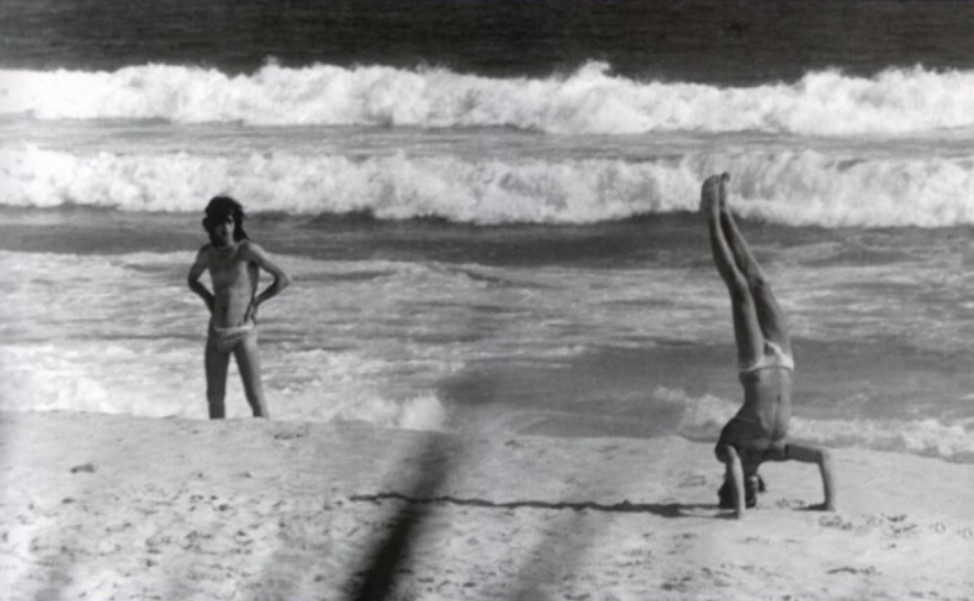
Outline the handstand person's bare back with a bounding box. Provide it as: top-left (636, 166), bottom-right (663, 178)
top-left (702, 173), bottom-right (835, 518)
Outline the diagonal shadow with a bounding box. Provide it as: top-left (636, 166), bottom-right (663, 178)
top-left (341, 434), bottom-right (721, 600)
top-left (349, 492), bottom-right (714, 518)
top-left (341, 436), bottom-right (456, 601)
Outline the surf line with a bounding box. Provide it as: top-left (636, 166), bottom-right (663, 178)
top-left (349, 492), bottom-right (695, 517)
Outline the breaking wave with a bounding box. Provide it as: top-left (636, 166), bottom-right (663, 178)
top-left (2, 145), bottom-right (970, 227)
top-left (2, 62), bottom-right (972, 136)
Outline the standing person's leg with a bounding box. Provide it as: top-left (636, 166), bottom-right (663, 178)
top-left (703, 174), bottom-right (765, 367)
top-left (717, 177), bottom-right (791, 353)
top-left (234, 335), bottom-right (269, 418)
top-left (205, 339), bottom-right (231, 419)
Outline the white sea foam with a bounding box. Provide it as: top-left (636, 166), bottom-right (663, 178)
top-left (0, 250), bottom-right (968, 460)
top-left (666, 387), bottom-right (974, 463)
top-left (0, 342), bottom-right (448, 432)
top-left (2, 62), bottom-right (972, 135)
top-left (0, 250), bottom-right (452, 432)
top-left (2, 145), bottom-right (970, 227)
top-left (2, 344), bottom-right (968, 460)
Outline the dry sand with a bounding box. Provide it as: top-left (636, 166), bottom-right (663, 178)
top-left (1, 411), bottom-right (971, 601)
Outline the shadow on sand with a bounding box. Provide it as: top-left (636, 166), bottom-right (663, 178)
top-left (350, 492), bottom-right (717, 518)
top-left (341, 435), bottom-right (721, 601)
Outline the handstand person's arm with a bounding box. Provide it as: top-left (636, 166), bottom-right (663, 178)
top-left (717, 444), bottom-right (747, 518)
top-left (187, 248), bottom-right (214, 312)
top-left (786, 443), bottom-right (836, 511)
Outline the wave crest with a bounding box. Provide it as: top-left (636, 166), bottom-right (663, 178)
top-left (2, 62), bottom-right (972, 135)
top-left (2, 146), bottom-right (970, 227)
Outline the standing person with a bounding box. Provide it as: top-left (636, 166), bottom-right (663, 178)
top-left (702, 174), bottom-right (835, 517)
top-left (187, 196), bottom-right (291, 419)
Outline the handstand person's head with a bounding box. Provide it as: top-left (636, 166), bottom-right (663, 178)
top-left (718, 473), bottom-right (765, 509)
top-left (202, 196), bottom-right (249, 246)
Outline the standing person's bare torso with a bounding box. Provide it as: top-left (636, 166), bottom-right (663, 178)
top-left (207, 244), bottom-right (259, 328)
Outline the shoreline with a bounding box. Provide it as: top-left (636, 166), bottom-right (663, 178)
top-left (1, 410), bottom-right (972, 600)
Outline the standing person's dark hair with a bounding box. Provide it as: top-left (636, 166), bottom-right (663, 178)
top-left (202, 196), bottom-right (249, 246)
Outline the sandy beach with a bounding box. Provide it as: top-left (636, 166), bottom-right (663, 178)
top-left (1, 411), bottom-right (971, 601)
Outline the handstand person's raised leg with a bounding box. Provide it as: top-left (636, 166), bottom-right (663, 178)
top-left (785, 443), bottom-right (836, 511)
top-left (717, 176), bottom-right (791, 353)
top-left (703, 174), bottom-right (764, 368)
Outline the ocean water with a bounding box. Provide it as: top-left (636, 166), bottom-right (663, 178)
top-left (1, 0), bottom-right (972, 462)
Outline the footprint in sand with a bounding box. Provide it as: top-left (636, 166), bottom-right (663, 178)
top-left (774, 498), bottom-right (807, 509)
top-left (273, 425), bottom-right (309, 440)
top-left (827, 566), bottom-right (880, 576)
top-left (661, 574), bottom-right (694, 592)
top-left (677, 473), bottom-right (707, 488)
top-left (818, 515), bottom-right (854, 530)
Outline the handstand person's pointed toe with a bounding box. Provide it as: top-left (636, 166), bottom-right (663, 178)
top-left (718, 172), bottom-right (731, 210)
top-left (700, 174), bottom-right (722, 214)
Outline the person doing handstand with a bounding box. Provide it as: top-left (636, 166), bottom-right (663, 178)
top-left (702, 173), bottom-right (835, 518)
top-left (187, 196), bottom-right (291, 419)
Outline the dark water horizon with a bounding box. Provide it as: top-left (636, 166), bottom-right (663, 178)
top-left (3, 0), bottom-right (973, 84)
